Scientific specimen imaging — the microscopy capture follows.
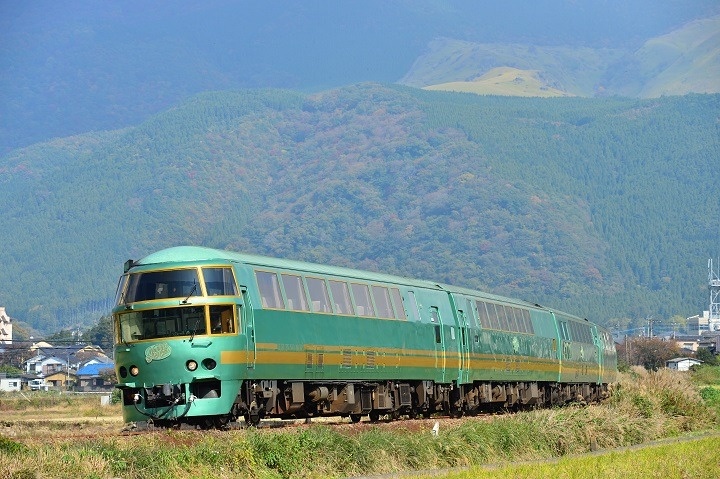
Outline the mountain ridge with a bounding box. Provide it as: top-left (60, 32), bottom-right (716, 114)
top-left (1, 85), bottom-right (718, 336)
top-left (403, 15), bottom-right (720, 98)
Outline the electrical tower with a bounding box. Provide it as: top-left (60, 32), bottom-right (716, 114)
top-left (709, 258), bottom-right (720, 330)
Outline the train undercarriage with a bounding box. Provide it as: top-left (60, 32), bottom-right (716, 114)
top-left (130, 378), bottom-right (609, 429)
top-left (231, 378), bottom-right (610, 427)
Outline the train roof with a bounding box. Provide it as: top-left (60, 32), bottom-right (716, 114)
top-left (134, 246), bottom-right (587, 320)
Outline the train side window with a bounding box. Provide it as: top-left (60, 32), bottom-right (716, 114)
top-left (351, 283), bottom-right (375, 317)
top-left (497, 305), bottom-right (510, 331)
top-left (506, 306), bottom-right (518, 331)
top-left (511, 307), bottom-right (523, 332)
top-left (255, 271), bottom-right (284, 309)
top-left (430, 307), bottom-right (440, 323)
top-left (281, 274), bottom-right (309, 311)
top-left (486, 303), bottom-right (499, 329)
top-left (493, 304), bottom-right (505, 330)
top-left (476, 301), bottom-right (491, 329)
top-left (523, 309), bottom-right (534, 334)
top-left (389, 288), bottom-right (407, 320)
top-left (329, 280), bottom-right (355, 315)
top-left (371, 285), bottom-right (394, 318)
top-left (306, 277), bottom-right (331, 313)
top-left (560, 321), bottom-right (570, 341)
top-left (505, 306), bottom-right (517, 332)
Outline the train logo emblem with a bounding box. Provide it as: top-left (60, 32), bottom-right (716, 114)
top-left (145, 342), bottom-right (171, 363)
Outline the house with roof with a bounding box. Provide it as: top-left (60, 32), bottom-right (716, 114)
top-left (0, 374), bottom-right (21, 392)
top-left (23, 343), bottom-right (112, 390)
top-left (666, 357), bottom-right (703, 371)
top-left (76, 362), bottom-right (116, 392)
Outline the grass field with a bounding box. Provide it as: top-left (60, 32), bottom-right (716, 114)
top-left (1, 366), bottom-right (719, 479)
top-left (429, 432), bottom-right (720, 479)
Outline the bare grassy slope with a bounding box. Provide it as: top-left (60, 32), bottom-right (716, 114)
top-left (402, 15), bottom-right (720, 98)
top-left (608, 15), bottom-right (720, 97)
top-left (422, 67), bottom-right (573, 97)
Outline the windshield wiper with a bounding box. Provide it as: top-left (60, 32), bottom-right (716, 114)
top-left (181, 283), bottom-right (197, 304)
top-left (189, 317), bottom-right (201, 342)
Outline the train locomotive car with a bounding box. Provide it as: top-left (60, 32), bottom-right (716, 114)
top-left (112, 246), bottom-right (617, 428)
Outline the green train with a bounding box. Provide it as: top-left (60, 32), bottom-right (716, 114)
top-left (112, 246), bottom-right (617, 428)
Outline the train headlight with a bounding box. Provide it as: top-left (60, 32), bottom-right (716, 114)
top-left (119, 366), bottom-right (128, 378)
top-left (186, 360), bottom-right (198, 371)
top-left (202, 358), bottom-right (217, 370)
top-left (129, 365), bottom-right (140, 376)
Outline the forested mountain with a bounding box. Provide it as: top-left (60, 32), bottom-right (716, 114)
top-left (1, 85), bottom-right (718, 335)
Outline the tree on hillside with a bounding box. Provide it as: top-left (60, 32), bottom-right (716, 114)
top-left (84, 315), bottom-right (114, 352)
top-left (616, 337), bottom-right (682, 370)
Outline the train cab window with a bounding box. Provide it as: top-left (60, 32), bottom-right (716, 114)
top-left (202, 267), bottom-right (238, 296)
top-left (281, 274), bottom-right (309, 311)
top-left (371, 286), bottom-right (394, 318)
top-left (390, 288), bottom-right (406, 320)
top-left (115, 275), bottom-right (129, 305)
top-left (118, 306), bottom-right (205, 341)
top-left (351, 283), bottom-right (375, 317)
top-left (430, 307), bottom-right (440, 323)
top-left (125, 269), bottom-right (200, 302)
top-left (329, 280), bottom-right (355, 315)
top-left (209, 305), bottom-right (235, 334)
top-left (255, 271), bottom-right (285, 309)
top-left (307, 277), bottom-right (331, 313)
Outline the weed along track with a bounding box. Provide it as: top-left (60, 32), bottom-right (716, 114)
top-left (1, 366), bottom-right (718, 479)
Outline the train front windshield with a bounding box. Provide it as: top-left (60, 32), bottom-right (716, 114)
top-left (115, 266), bottom-right (239, 342)
top-left (122, 269), bottom-right (201, 303)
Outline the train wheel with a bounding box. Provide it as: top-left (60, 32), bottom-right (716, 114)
top-left (369, 411), bottom-right (380, 422)
top-left (245, 406), bottom-right (261, 427)
top-left (214, 415), bottom-right (231, 430)
top-left (350, 414), bottom-right (362, 423)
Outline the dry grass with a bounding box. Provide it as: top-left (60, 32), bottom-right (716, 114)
top-left (0, 368), bottom-right (717, 479)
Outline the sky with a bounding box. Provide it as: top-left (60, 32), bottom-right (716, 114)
top-left (1, 0), bottom-right (718, 153)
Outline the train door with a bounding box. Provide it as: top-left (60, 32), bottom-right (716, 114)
top-left (592, 326), bottom-right (603, 384)
top-left (430, 306), bottom-right (446, 383)
top-left (240, 286), bottom-right (256, 368)
top-left (447, 293), bottom-right (471, 385)
top-left (456, 308), bottom-right (471, 384)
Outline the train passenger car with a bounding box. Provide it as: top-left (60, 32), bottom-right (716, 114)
top-left (112, 246), bottom-right (617, 428)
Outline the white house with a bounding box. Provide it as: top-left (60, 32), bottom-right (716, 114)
top-left (0, 377), bottom-right (22, 392)
top-left (666, 357), bottom-right (703, 371)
